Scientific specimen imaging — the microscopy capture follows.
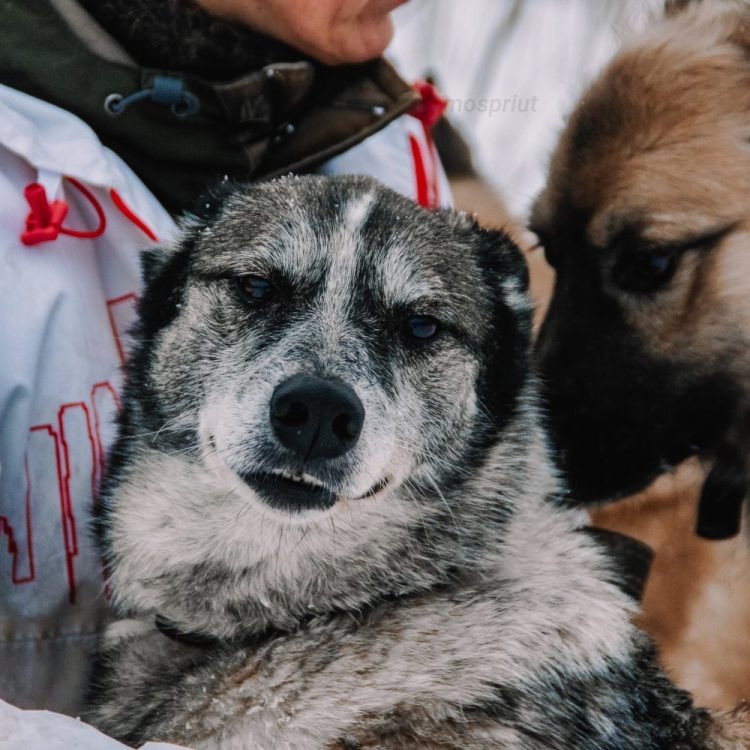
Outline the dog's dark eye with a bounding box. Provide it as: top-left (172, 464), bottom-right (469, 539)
top-left (404, 315), bottom-right (440, 341)
top-left (538, 238), bottom-right (562, 270)
top-left (541, 243), bottom-right (561, 270)
top-left (237, 275), bottom-right (274, 304)
top-left (613, 250), bottom-right (677, 293)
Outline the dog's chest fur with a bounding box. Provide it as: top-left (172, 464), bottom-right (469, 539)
top-left (92, 488), bottom-right (710, 750)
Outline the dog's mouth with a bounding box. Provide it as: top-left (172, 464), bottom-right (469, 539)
top-left (240, 469), bottom-right (390, 513)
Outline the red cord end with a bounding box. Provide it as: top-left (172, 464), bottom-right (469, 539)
top-left (21, 183), bottom-right (69, 246)
top-left (411, 81), bottom-right (448, 130)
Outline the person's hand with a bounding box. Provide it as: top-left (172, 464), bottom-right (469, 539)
top-left (195, 0), bottom-right (408, 65)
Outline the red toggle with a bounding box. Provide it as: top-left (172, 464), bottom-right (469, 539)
top-left (21, 183), bottom-right (69, 246)
top-left (410, 80), bottom-right (447, 130)
top-left (20, 177), bottom-right (107, 247)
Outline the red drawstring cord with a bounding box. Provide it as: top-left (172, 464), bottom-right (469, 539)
top-left (21, 176), bottom-right (106, 246)
top-left (58, 177), bottom-right (107, 239)
top-left (409, 81), bottom-right (448, 209)
top-left (410, 80), bottom-right (447, 131)
top-left (20, 184), bottom-right (69, 245)
top-left (109, 189), bottom-right (158, 241)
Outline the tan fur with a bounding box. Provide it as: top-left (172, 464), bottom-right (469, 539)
top-left (591, 461), bottom-right (750, 711)
top-left (451, 4), bottom-right (750, 714)
top-left (710, 703), bottom-right (750, 749)
top-left (523, 0), bottom-right (750, 717)
top-left (533, 1), bottom-right (750, 373)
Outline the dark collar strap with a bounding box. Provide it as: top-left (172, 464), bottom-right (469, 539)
top-left (696, 440), bottom-right (747, 540)
top-left (581, 526), bottom-right (654, 602)
top-left (154, 615), bottom-right (226, 649)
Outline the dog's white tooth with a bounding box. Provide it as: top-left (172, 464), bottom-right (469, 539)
top-left (301, 473), bottom-right (324, 488)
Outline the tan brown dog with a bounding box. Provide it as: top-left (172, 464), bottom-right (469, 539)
top-left (530, 0), bottom-right (750, 710)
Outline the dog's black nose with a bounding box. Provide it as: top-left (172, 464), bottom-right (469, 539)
top-left (270, 374), bottom-right (364, 460)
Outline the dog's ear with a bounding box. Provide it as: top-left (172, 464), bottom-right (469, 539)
top-left (136, 242), bottom-right (191, 338)
top-left (188, 177), bottom-right (240, 226)
top-left (140, 177), bottom-right (241, 286)
top-left (141, 243), bottom-right (181, 286)
top-left (475, 222), bottom-right (531, 296)
top-left (463, 216), bottom-right (533, 433)
top-left (447, 210), bottom-right (530, 294)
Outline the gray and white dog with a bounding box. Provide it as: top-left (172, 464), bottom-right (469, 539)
top-left (87, 175), bottom-right (746, 749)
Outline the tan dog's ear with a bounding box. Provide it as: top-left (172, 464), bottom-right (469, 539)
top-left (664, 0), bottom-right (703, 17)
top-left (665, 1), bottom-right (750, 57)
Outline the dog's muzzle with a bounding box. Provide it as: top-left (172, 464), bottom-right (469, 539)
top-left (235, 374), bottom-right (376, 513)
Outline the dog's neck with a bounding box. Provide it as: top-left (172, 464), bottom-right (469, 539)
top-left (77, 0), bottom-right (302, 79)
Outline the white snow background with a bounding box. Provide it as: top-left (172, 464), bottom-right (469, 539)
top-left (388, 0), bottom-right (663, 218)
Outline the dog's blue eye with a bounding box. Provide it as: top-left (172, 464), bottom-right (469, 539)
top-left (237, 275), bottom-right (274, 304)
top-left (405, 315), bottom-right (440, 341)
top-left (642, 253), bottom-right (673, 276)
top-left (614, 250), bottom-right (677, 293)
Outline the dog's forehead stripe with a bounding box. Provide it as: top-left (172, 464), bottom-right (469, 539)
top-left (324, 191), bottom-right (374, 295)
top-left (328, 192), bottom-right (450, 311)
top-left (266, 190), bottom-right (373, 292)
top-left (341, 190), bottom-right (375, 236)
top-left (309, 192), bottom-right (375, 356)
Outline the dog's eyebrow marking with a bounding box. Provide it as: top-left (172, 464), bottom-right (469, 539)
top-left (322, 190), bottom-right (376, 295)
top-left (379, 242), bottom-right (445, 309)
